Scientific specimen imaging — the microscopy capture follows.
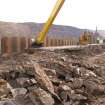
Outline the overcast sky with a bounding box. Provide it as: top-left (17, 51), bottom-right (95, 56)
top-left (0, 0), bottom-right (105, 30)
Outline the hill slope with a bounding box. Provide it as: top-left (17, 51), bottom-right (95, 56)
top-left (0, 21), bottom-right (85, 38)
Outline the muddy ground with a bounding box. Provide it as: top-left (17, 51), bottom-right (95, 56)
top-left (0, 44), bottom-right (105, 105)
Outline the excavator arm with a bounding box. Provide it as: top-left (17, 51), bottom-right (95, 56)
top-left (31, 0), bottom-right (65, 47)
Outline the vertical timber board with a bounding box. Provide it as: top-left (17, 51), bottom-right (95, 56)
top-left (8, 37), bottom-right (12, 53)
top-left (45, 37), bottom-right (48, 47)
top-left (48, 38), bottom-right (51, 46)
top-left (20, 37), bottom-right (26, 52)
top-left (64, 40), bottom-right (66, 45)
top-left (11, 37), bottom-right (18, 53)
top-left (58, 39), bottom-right (60, 46)
top-left (52, 38), bottom-right (55, 46)
top-left (0, 37), bottom-right (1, 54)
top-left (17, 37), bottom-right (21, 53)
top-left (61, 39), bottom-right (63, 46)
top-left (28, 38), bottom-right (31, 48)
top-left (1, 37), bottom-right (12, 54)
top-left (1, 37), bottom-right (5, 53)
top-left (55, 39), bottom-right (57, 46)
top-left (56, 38), bottom-right (59, 46)
top-left (53, 38), bottom-right (55, 46)
top-left (44, 36), bottom-right (48, 47)
top-left (50, 39), bottom-right (53, 46)
top-left (25, 37), bottom-right (29, 49)
top-left (46, 38), bottom-right (48, 47)
top-left (48, 37), bottom-right (51, 47)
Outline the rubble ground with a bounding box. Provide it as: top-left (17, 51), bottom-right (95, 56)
top-left (0, 44), bottom-right (105, 105)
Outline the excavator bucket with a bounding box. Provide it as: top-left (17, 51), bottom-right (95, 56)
top-left (31, 41), bottom-right (43, 48)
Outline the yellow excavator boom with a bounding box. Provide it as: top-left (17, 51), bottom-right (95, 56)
top-left (32, 0), bottom-right (65, 47)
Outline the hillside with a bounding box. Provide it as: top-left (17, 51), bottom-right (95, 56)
top-left (98, 30), bottom-right (105, 37)
top-left (0, 21), bottom-right (84, 38)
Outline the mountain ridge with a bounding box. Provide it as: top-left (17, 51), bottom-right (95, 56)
top-left (0, 21), bottom-right (84, 38)
top-left (0, 21), bottom-right (104, 38)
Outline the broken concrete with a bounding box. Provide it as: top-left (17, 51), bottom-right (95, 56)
top-left (0, 44), bottom-right (105, 105)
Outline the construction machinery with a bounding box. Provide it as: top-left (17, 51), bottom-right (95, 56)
top-left (79, 31), bottom-right (92, 45)
top-left (31, 0), bottom-right (65, 47)
top-left (31, 0), bottom-right (92, 48)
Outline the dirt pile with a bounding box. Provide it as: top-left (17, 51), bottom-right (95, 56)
top-left (0, 44), bottom-right (105, 105)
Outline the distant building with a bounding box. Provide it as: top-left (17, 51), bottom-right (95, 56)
top-left (96, 35), bottom-right (105, 44)
top-left (93, 26), bottom-right (105, 44)
top-left (90, 27), bottom-right (102, 44)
